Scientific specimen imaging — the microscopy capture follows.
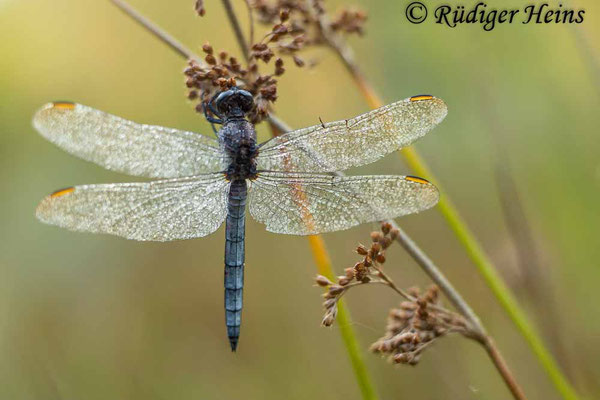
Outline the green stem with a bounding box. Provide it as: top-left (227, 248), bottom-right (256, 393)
top-left (335, 301), bottom-right (378, 400)
top-left (308, 236), bottom-right (379, 400)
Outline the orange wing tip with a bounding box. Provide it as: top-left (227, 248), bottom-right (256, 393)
top-left (409, 95), bottom-right (434, 102)
top-left (51, 101), bottom-right (76, 110)
top-left (405, 176), bottom-right (430, 184)
top-left (50, 187), bottom-right (75, 198)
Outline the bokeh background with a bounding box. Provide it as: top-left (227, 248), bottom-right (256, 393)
top-left (1, 0), bottom-right (599, 399)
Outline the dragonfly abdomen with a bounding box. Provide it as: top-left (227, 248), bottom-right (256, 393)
top-left (224, 179), bottom-right (247, 352)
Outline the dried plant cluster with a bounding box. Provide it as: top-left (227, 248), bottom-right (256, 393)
top-left (251, 0), bottom-right (367, 37)
top-left (186, 0), bottom-right (367, 123)
top-left (316, 223), bottom-right (477, 366)
top-left (370, 286), bottom-right (475, 365)
top-left (316, 223), bottom-right (398, 326)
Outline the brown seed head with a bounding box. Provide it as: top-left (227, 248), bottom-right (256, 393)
top-left (195, 0), bottom-right (206, 16)
top-left (356, 244), bottom-right (368, 255)
top-left (381, 222), bottom-right (391, 234)
top-left (338, 277), bottom-right (350, 286)
top-left (380, 237), bottom-right (392, 249)
top-left (370, 231), bottom-right (383, 242)
top-left (371, 242), bottom-right (381, 253)
top-left (315, 274), bottom-right (332, 287)
top-left (328, 285), bottom-right (344, 296)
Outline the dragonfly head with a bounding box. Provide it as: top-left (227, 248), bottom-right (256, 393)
top-left (215, 87), bottom-right (254, 119)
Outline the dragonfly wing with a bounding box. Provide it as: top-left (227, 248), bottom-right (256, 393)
top-left (36, 173), bottom-right (230, 241)
top-left (256, 96), bottom-right (447, 172)
top-left (33, 102), bottom-right (226, 178)
top-left (248, 172), bottom-right (439, 235)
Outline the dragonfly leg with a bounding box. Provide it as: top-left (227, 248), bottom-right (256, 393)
top-left (202, 102), bottom-right (223, 134)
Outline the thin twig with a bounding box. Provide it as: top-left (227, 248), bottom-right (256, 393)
top-left (389, 222), bottom-right (486, 334)
top-left (388, 222), bottom-right (526, 400)
top-left (110, 0), bottom-right (198, 61)
top-left (244, 0), bottom-right (255, 50)
top-left (313, 11), bottom-right (380, 108)
top-left (221, 0), bottom-right (250, 61)
top-left (370, 266), bottom-right (421, 303)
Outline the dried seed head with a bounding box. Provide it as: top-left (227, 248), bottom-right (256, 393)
top-left (315, 274), bottom-right (333, 287)
top-left (323, 298), bottom-right (336, 309)
top-left (205, 54), bottom-right (217, 65)
top-left (330, 8), bottom-right (368, 35)
top-left (380, 237), bottom-right (392, 249)
top-left (370, 231), bottom-right (383, 242)
top-left (356, 244), bottom-right (368, 255)
top-left (272, 23), bottom-right (289, 35)
top-left (376, 253), bottom-right (386, 264)
top-left (322, 309), bottom-right (337, 326)
top-left (274, 58), bottom-right (285, 76)
top-left (195, 0), bottom-right (206, 16)
top-left (196, 0), bottom-right (368, 125)
top-left (381, 222), bottom-right (391, 234)
top-left (338, 277), bottom-right (350, 286)
top-left (371, 242), bottom-right (381, 253)
top-left (328, 285), bottom-right (344, 296)
top-left (371, 284), bottom-right (475, 366)
top-left (293, 55), bottom-right (305, 67)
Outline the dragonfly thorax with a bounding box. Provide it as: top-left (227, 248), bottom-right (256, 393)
top-left (221, 119), bottom-right (258, 181)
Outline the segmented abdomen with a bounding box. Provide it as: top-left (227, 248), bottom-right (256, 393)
top-left (224, 179), bottom-right (246, 351)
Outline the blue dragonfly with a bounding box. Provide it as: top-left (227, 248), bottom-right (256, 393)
top-left (33, 88), bottom-right (447, 351)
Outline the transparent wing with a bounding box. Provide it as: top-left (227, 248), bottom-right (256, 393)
top-left (36, 173), bottom-right (230, 241)
top-left (256, 96), bottom-right (447, 172)
top-left (248, 172), bottom-right (439, 235)
top-left (33, 102), bottom-right (226, 178)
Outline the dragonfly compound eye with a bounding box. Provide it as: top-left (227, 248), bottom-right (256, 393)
top-left (215, 88), bottom-right (254, 116)
top-left (237, 90), bottom-right (254, 113)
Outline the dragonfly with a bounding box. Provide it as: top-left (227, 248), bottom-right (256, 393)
top-left (33, 87), bottom-right (447, 351)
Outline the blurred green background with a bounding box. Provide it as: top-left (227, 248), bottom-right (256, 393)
top-left (1, 0), bottom-right (599, 399)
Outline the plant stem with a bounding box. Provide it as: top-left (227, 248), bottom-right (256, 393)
top-left (317, 15), bottom-right (579, 400)
top-left (221, 0), bottom-right (250, 61)
top-left (390, 223), bottom-right (485, 335)
top-left (308, 236), bottom-right (378, 400)
top-left (110, 0), bottom-right (197, 60)
top-left (390, 223), bottom-right (526, 400)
